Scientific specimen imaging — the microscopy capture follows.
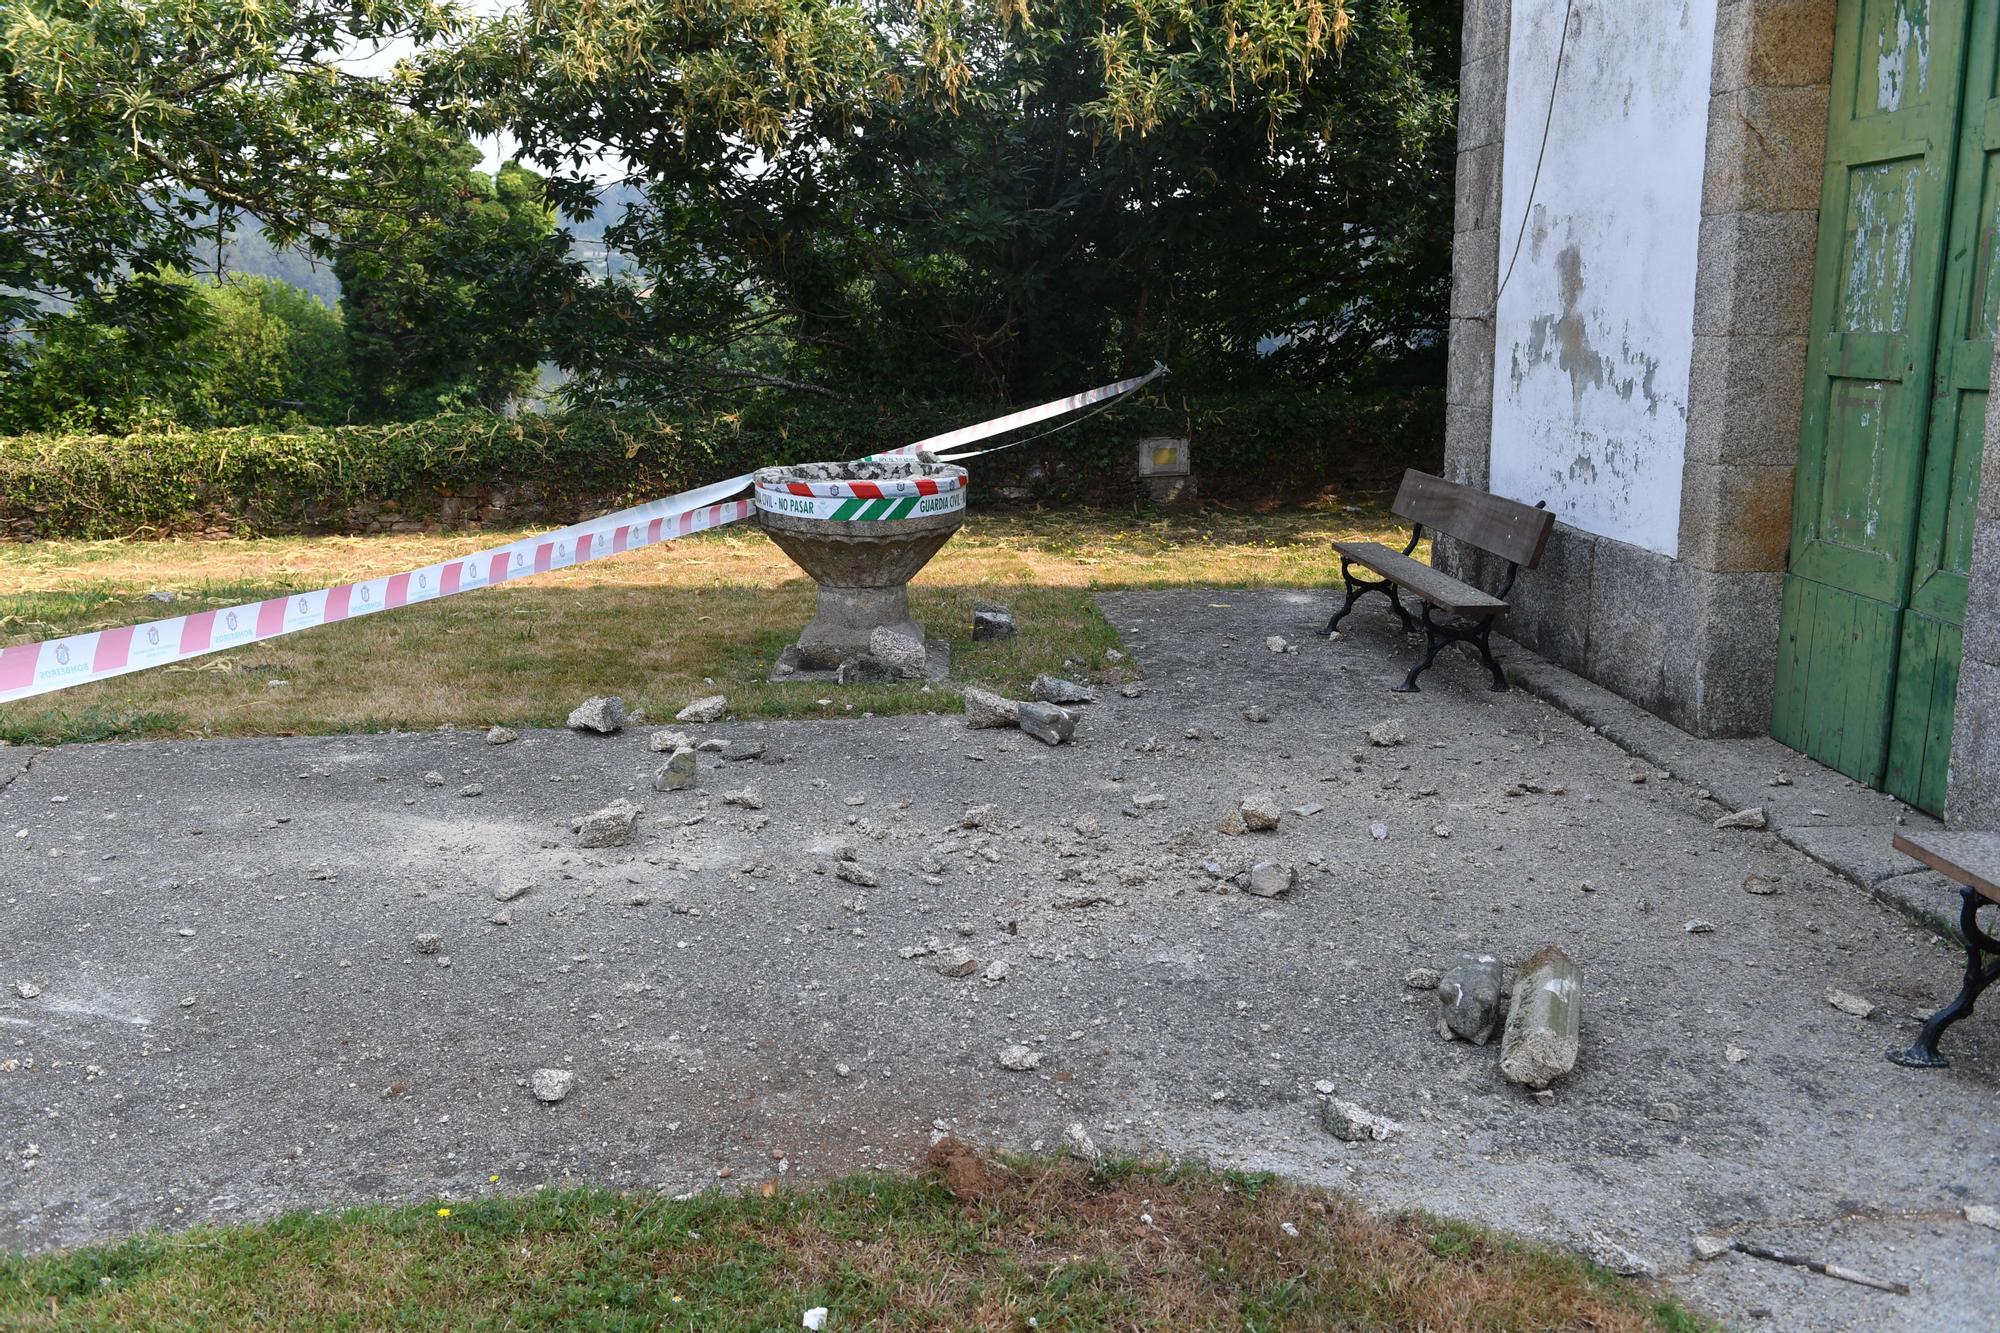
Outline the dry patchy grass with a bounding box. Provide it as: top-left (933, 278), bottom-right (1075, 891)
top-left (0, 1145), bottom-right (1706, 1332)
top-left (0, 506), bottom-right (1414, 744)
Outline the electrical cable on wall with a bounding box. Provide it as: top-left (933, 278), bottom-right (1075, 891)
top-left (1484, 0), bottom-right (1577, 319)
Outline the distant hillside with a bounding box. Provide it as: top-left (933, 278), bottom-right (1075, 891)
top-left (215, 181), bottom-right (644, 300)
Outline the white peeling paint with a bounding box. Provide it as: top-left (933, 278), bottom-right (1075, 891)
top-left (1490, 0), bottom-right (1718, 557)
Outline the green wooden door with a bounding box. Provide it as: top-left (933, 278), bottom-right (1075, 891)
top-left (1774, 0), bottom-right (1995, 814)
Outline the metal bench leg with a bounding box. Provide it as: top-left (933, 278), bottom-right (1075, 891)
top-left (1392, 613), bottom-right (1444, 693)
top-left (1472, 619), bottom-right (1508, 693)
top-left (1889, 886), bottom-right (2000, 1068)
top-left (1327, 561), bottom-right (1415, 637)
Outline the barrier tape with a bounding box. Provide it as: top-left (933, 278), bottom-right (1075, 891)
top-left (753, 483), bottom-right (969, 521)
top-left (0, 367), bottom-right (1164, 705)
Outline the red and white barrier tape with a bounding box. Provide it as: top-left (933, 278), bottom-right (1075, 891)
top-left (0, 367), bottom-right (1163, 705)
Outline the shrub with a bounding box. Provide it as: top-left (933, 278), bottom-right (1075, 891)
top-left (0, 385), bottom-right (1439, 539)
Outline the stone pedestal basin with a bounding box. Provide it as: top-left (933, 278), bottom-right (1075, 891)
top-left (753, 455), bottom-right (968, 671)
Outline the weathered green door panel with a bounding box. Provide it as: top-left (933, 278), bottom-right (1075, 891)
top-left (1775, 0), bottom-right (2000, 812)
top-left (1882, 12), bottom-right (1997, 809)
top-left (1773, 577), bottom-right (1903, 783)
top-left (1886, 614), bottom-right (1963, 812)
top-left (1775, 0), bottom-right (1970, 787)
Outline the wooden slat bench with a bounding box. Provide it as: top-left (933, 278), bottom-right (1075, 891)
top-left (1886, 830), bottom-right (2000, 1068)
top-left (1326, 469), bottom-right (1555, 694)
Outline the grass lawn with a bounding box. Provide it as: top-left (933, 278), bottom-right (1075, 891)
top-left (0, 1146), bottom-right (1705, 1332)
top-left (0, 505), bottom-right (1417, 744)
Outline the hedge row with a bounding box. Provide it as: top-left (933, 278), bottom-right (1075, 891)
top-left (0, 386), bottom-right (1441, 539)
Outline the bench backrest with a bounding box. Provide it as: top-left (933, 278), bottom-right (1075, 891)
top-left (1392, 470), bottom-right (1555, 569)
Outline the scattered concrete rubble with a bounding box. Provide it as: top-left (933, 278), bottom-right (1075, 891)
top-left (413, 932), bottom-right (442, 956)
top-left (1031, 675), bottom-right (1096, 705)
top-left (1236, 792), bottom-right (1282, 832)
top-left (1245, 862), bottom-right (1297, 898)
top-left (962, 688), bottom-right (1020, 729)
top-left (1321, 1098), bottom-right (1402, 1143)
top-left (1713, 807), bottom-right (1768, 830)
top-left (996, 1044), bottom-right (1042, 1071)
top-left (485, 726), bottom-right (517, 746)
top-left (722, 788), bottom-right (765, 810)
top-left (1498, 945), bottom-right (1581, 1090)
top-left (971, 601), bottom-right (1017, 640)
top-left (1367, 718), bottom-right (1408, 747)
top-left (1438, 954), bottom-right (1505, 1044)
top-left (653, 748), bottom-right (698, 791)
top-left (649, 729), bottom-right (695, 753)
top-left (935, 948), bottom-right (979, 978)
top-left (573, 799), bottom-right (642, 847)
top-left (566, 696), bottom-right (626, 734)
top-left (530, 1068), bottom-right (576, 1103)
top-left (1015, 702), bottom-right (1076, 746)
top-left (677, 695), bottom-right (728, 724)
top-left (1825, 987), bottom-right (1875, 1018)
top-left (1062, 1122), bottom-right (1101, 1160)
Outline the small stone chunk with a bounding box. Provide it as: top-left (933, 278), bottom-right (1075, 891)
top-left (1245, 862), bottom-right (1297, 898)
top-left (1692, 1235), bottom-right (1732, 1261)
top-left (963, 688), bottom-right (1020, 730)
top-left (1322, 1099), bottom-right (1402, 1143)
top-left (1016, 702), bottom-right (1076, 746)
top-left (1403, 967), bottom-right (1442, 991)
top-left (1826, 987), bottom-right (1875, 1018)
top-left (868, 627), bottom-right (929, 679)
top-left (653, 747), bottom-right (698, 791)
top-left (1713, 807), bottom-right (1768, 830)
top-left (997, 1044), bottom-right (1042, 1071)
top-left (414, 932), bottom-right (442, 955)
top-left (1965, 1204), bottom-right (2000, 1231)
top-left (531, 1068), bottom-right (576, 1103)
top-left (494, 883), bottom-right (530, 903)
top-left (14, 980), bottom-right (42, 999)
top-left (676, 695), bottom-right (728, 724)
top-left (1062, 1122), bottom-right (1101, 1160)
top-left (1366, 718), bottom-right (1408, 747)
top-left (485, 726), bottom-right (518, 746)
top-left (1237, 793), bottom-right (1282, 832)
top-left (649, 729), bottom-right (695, 753)
top-left (1684, 919), bottom-right (1716, 934)
top-left (1265, 635), bottom-right (1291, 654)
top-left (982, 959), bottom-right (1010, 985)
top-left (722, 787), bottom-right (764, 810)
top-left (1030, 674), bottom-right (1097, 705)
top-left (971, 601), bottom-right (1017, 641)
top-left (723, 741), bottom-right (766, 762)
top-left (1498, 944), bottom-right (1581, 1090)
top-left (1742, 873), bottom-right (1781, 895)
top-left (1438, 953), bottom-right (1505, 1045)
top-left (423, 770), bottom-right (446, 787)
top-left (935, 948), bottom-right (979, 978)
top-left (566, 696), bottom-right (627, 734)
top-left (573, 798), bottom-right (642, 847)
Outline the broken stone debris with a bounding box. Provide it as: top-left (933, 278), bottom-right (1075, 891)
top-left (1684, 919), bottom-right (1716, 934)
top-left (997, 1044), bottom-right (1042, 1071)
top-left (1237, 792), bottom-right (1282, 832)
top-left (1264, 635), bottom-right (1293, 654)
top-left (1692, 1235), bottom-right (1732, 1261)
top-left (1965, 1203), bottom-right (2000, 1231)
top-left (982, 959), bottom-right (1010, 985)
top-left (722, 787), bottom-right (765, 810)
top-left (494, 883), bottom-right (530, 903)
top-left (1016, 701), bottom-right (1076, 746)
top-left (867, 626), bottom-right (929, 679)
top-left (423, 770), bottom-right (446, 787)
top-left (1825, 987), bottom-right (1875, 1018)
top-left (566, 695), bottom-right (627, 734)
top-left (935, 948), bottom-right (979, 978)
top-left (677, 695), bottom-right (728, 724)
top-left (971, 601), bottom-right (1017, 640)
top-left (14, 979), bottom-right (41, 999)
top-left (1714, 807), bottom-right (1768, 831)
top-left (653, 747), bottom-right (698, 791)
top-left (649, 729), bottom-right (695, 753)
top-left (1498, 944), bottom-right (1581, 1090)
top-left (1321, 1098), bottom-right (1402, 1143)
top-left (531, 1068), bottom-right (576, 1103)
top-left (962, 688), bottom-right (1020, 730)
top-left (413, 932), bottom-right (442, 956)
top-left (1366, 718), bottom-right (1408, 747)
top-left (485, 726), bottom-right (518, 745)
top-left (1030, 674), bottom-right (1097, 705)
top-left (573, 799), bottom-right (642, 848)
top-left (1403, 967), bottom-right (1442, 991)
top-left (1437, 953), bottom-right (1505, 1045)
top-left (1062, 1122), bottom-right (1101, 1160)
top-left (1245, 861), bottom-right (1297, 898)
